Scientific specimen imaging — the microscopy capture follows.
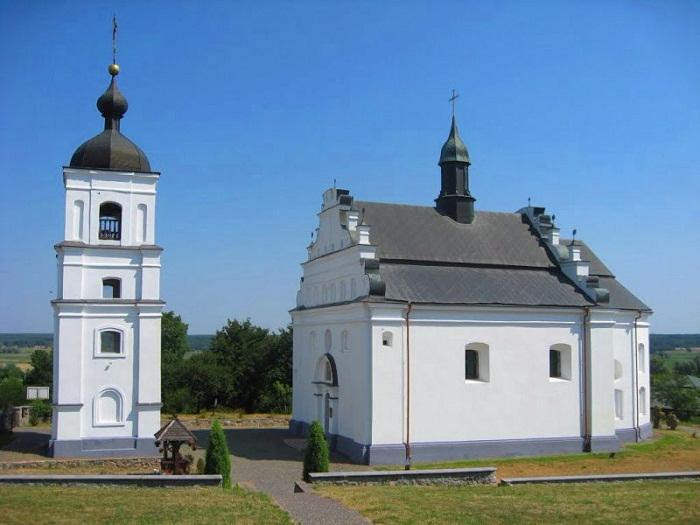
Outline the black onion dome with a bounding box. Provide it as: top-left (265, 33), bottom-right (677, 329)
top-left (97, 78), bottom-right (128, 119)
top-left (69, 70), bottom-right (151, 172)
top-left (439, 115), bottom-right (470, 166)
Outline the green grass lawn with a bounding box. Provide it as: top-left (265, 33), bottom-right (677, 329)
top-left (319, 480), bottom-right (700, 524)
top-left (0, 485), bottom-right (291, 524)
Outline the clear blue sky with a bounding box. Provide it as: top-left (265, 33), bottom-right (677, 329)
top-left (1, 1), bottom-right (698, 334)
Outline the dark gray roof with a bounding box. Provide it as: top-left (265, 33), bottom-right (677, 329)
top-left (597, 277), bottom-right (649, 311)
top-left (381, 263), bottom-right (591, 307)
top-left (355, 201), bottom-right (551, 268)
top-left (69, 75), bottom-right (151, 172)
top-left (351, 200), bottom-right (649, 311)
top-left (70, 129), bottom-right (151, 172)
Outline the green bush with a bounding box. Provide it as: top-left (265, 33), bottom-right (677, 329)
top-left (204, 420), bottom-right (231, 488)
top-left (30, 399), bottom-right (52, 422)
top-left (665, 413), bottom-right (679, 430)
top-left (196, 457), bottom-right (205, 474)
top-left (303, 421), bottom-right (329, 481)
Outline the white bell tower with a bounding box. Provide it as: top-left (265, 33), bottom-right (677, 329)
top-left (50, 59), bottom-right (163, 457)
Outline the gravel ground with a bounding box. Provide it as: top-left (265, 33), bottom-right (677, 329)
top-left (194, 427), bottom-right (369, 525)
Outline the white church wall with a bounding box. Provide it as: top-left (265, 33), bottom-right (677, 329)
top-left (53, 167), bottom-right (162, 457)
top-left (64, 168), bottom-right (158, 247)
top-left (299, 247), bottom-right (372, 308)
top-left (588, 312), bottom-right (617, 440)
top-left (370, 305), bottom-right (585, 446)
top-left (636, 316), bottom-right (651, 429)
top-left (291, 303), bottom-right (373, 447)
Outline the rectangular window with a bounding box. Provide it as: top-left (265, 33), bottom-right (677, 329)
top-left (100, 331), bottom-right (121, 354)
top-left (549, 349), bottom-right (562, 378)
top-left (465, 350), bottom-right (479, 380)
top-left (102, 279), bottom-right (121, 299)
top-left (615, 389), bottom-right (624, 419)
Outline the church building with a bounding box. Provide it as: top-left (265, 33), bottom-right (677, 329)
top-left (290, 112), bottom-right (651, 465)
top-left (50, 61), bottom-right (163, 457)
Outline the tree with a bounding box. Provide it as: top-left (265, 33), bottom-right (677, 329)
top-left (162, 311), bottom-right (190, 367)
top-left (652, 373), bottom-right (699, 419)
top-left (0, 377), bottom-right (24, 410)
top-left (161, 311), bottom-right (191, 414)
top-left (303, 421), bottom-right (329, 481)
top-left (204, 420), bottom-right (232, 488)
top-left (24, 349), bottom-right (52, 388)
top-left (210, 319), bottom-right (275, 411)
top-left (0, 364), bottom-right (24, 382)
top-left (650, 355), bottom-right (667, 375)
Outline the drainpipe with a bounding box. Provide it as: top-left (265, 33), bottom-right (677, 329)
top-left (633, 310), bottom-right (643, 441)
top-left (404, 302), bottom-right (413, 470)
top-left (582, 307), bottom-right (592, 452)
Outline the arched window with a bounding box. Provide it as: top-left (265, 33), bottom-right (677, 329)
top-left (350, 278), bottom-right (357, 299)
top-left (639, 387), bottom-right (647, 415)
top-left (309, 331), bottom-right (317, 352)
top-left (316, 354), bottom-right (338, 386)
top-left (136, 203), bottom-right (147, 243)
top-left (638, 343), bottom-right (646, 373)
top-left (322, 284), bottom-right (328, 303)
top-left (102, 278), bottom-right (121, 299)
top-left (465, 343), bottom-right (489, 382)
top-left (73, 200), bottom-right (85, 241)
top-left (94, 387), bottom-right (124, 426)
top-left (614, 359), bottom-right (623, 380)
top-left (465, 350), bottom-right (479, 380)
top-left (324, 329), bottom-right (332, 352)
top-left (339, 280), bottom-right (347, 301)
top-left (330, 283), bottom-right (337, 303)
top-left (100, 330), bottom-right (122, 355)
top-left (549, 344), bottom-right (572, 380)
top-left (341, 330), bottom-right (349, 352)
top-left (99, 202), bottom-right (122, 240)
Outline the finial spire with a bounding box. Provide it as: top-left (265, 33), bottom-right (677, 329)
top-left (449, 89), bottom-right (460, 117)
top-left (109, 16), bottom-right (120, 76)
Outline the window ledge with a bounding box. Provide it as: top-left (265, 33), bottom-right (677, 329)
top-left (93, 421), bottom-right (126, 428)
top-left (549, 377), bottom-right (571, 383)
top-left (94, 354), bottom-right (126, 359)
top-left (465, 379), bottom-right (489, 384)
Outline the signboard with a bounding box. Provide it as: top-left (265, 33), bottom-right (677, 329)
top-left (26, 386), bottom-right (50, 400)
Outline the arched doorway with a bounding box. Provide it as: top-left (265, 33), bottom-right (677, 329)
top-left (314, 354), bottom-right (339, 438)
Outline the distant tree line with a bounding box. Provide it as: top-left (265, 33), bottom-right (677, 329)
top-left (161, 312), bottom-right (292, 415)
top-left (650, 334), bottom-right (700, 353)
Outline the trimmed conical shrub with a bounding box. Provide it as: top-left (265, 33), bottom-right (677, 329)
top-left (205, 419), bottom-right (232, 488)
top-left (303, 420), bottom-right (329, 481)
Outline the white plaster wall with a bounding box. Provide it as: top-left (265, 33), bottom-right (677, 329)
top-left (63, 168), bottom-right (158, 247)
top-left (56, 248), bottom-right (161, 301)
top-left (588, 312), bottom-right (616, 438)
top-left (371, 305), bottom-right (585, 445)
top-left (292, 303), bottom-right (372, 445)
top-left (636, 317), bottom-right (651, 427)
top-left (54, 167), bottom-right (163, 445)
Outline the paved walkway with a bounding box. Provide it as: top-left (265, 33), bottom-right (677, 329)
top-left (194, 428), bottom-right (369, 525)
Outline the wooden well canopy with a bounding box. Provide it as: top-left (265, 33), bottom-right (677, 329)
top-left (155, 416), bottom-right (198, 474)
